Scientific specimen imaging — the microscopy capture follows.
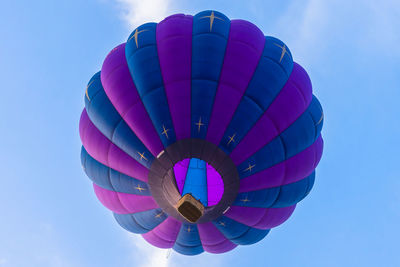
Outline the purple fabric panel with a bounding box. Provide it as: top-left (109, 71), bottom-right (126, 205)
top-left (206, 163), bottom-right (224, 206)
top-left (239, 136), bottom-right (323, 192)
top-left (93, 184), bottom-right (158, 214)
top-left (173, 158), bottom-right (190, 194)
top-left (230, 62), bottom-right (313, 165)
top-left (142, 217), bottom-right (181, 248)
top-left (100, 43), bottom-right (163, 156)
top-left (253, 205), bottom-right (296, 229)
top-left (224, 205), bottom-right (296, 229)
top-left (79, 110), bottom-right (149, 182)
top-left (206, 20), bottom-right (265, 145)
top-left (157, 15), bottom-right (192, 140)
top-left (198, 222), bottom-right (237, 253)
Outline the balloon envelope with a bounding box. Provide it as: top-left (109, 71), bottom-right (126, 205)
top-left (79, 10), bottom-right (324, 255)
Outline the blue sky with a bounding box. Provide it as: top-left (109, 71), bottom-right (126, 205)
top-left (0, 0), bottom-right (399, 266)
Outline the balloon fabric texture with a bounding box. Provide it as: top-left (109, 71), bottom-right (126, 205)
top-left (79, 10), bottom-right (324, 256)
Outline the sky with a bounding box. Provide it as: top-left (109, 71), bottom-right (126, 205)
top-left (0, 0), bottom-right (399, 266)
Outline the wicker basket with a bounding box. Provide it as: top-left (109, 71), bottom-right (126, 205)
top-left (176, 194), bottom-right (205, 223)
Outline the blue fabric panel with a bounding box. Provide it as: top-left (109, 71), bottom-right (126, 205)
top-left (234, 186), bottom-right (280, 208)
top-left (219, 36), bottom-right (293, 154)
top-left (239, 137), bottom-right (285, 179)
top-left (113, 208), bottom-right (167, 234)
top-left (113, 213), bottom-right (148, 234)
top-left (173, 242), bottom-right (204, 256)
top-left (173, 224), bottom-right (204, 255)
top-left (213, 216), bottom-right (270, 245)
top-left (175, 224), bottom-right (203, 247)
top-left (220, 96), bottom-right (264, 154)
top-left (280, 96), bottom-right (322, 159)
top-left (233, 172), bottom-right (315, 208)
top-left (81, 147), bottom-right (150, 195)
top-left (309, 95), bottom-right (324, 137)
top-left (191, 11), bottom-right (230, 139)
top-left (212, 216), bottom-right (249, 240)
top-left (231, 227), bottom-right (270, 245)
top-left (272, 172), bottom-right (315, 208)
top-left (182, 158), bottom-right (208, 206)
top-left (84, 72), bottom-right (154, 168)
top-left (238, 95), bottom-right (323, 179)
top-left (125, 23), bottom-right (176, 147)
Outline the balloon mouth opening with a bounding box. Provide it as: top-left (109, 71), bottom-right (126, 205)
top-left (173, 158), bottom-right (224, 207)
top-left (148, 138), bottom-right (240, 223)
top-left (173, 158), bottom-right (224, 223)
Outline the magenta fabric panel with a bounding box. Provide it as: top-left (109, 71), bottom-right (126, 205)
top-left (100, 43), bottom-right (163, 156)
top-left (79, 110), bottom-right (149, 182)
top-left (224, 205), bottom-right (296, 229)
top-left (197, 222), bottom-right (228, 245)
top-left (206, 20), bottom-right (265, 145)
top-left (142, 217), bottom-right (182, 248)
top-left (156, 14), bottom-right (193, 140)
top-left (230, 62), bottom-right (313, 165)
top-left (173, 158), bottom-right (190, 194)
top-left (93, 183), bottom-right (129, 214)
top-left (93, 184), bottom-right (158, 214)
top-left (206, 163), bottom-right (224, 206)
top-left (202, 239), bottom-right (237, 254)
top-left (142, 232), bottom-right (172, 249)
top-left (198, 222), bottom-right (237, 253)
top-left (238, 136), bottom-right (323, 192)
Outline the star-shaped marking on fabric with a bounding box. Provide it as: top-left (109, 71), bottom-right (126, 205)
top-left (161, 125), bottom-right (170, 139)
top-left (128, 28), bottom-right (149, 48)
top-left (240, 196), bottom-right (251, 203)
top-left (218, 221), bottom-right (226, 227)
top-left (317, 111), bottom-right (324, 125)
top-left (200, 11), bottom-right (224, 32)
top-left (244, 162), bottom-right (256, 173)
top-left (135, 185), bottom-right (146, 192)
top-left (85, 80), bottom-right (94, 101)
top-left (187, 226), bottom-right (192, 232)
top-left (137, 151), bottom-right (148, 161)
top-left (155, 211), bottom-right (164, 218)
top-left (273, 43), bottom-right (291, 63)
top-left (227, 133), bottom-right (236, 146)
top-left (195, 117), bottom-right (205, 133)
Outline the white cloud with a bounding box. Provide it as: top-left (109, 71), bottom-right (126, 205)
top-left (273, 0), bottom-right (400, 64)
top-left (275, 0), bottom-right (329, 65)
top-left (129, 234), bottom-right (171, 267)
top-left (360, 1), bottom-right (400, 54)
top-left (115, 0), bottom-right (172, 29)
top-left (125, 233), bottom-right (226, 267)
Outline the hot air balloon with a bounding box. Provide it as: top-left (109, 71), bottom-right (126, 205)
top-left (79, 10), bottom-right (324, 255)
